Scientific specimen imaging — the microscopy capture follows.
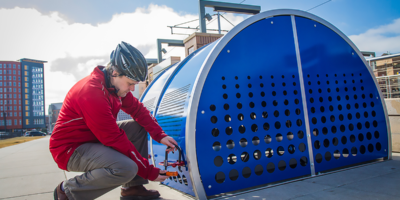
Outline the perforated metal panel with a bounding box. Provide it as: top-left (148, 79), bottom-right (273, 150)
top-left (295, 16), bottom-right (389, 172)
top-left (140, 9), bottom-right (390, 199)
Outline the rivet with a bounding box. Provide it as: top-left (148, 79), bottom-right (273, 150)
top-left (201, 110), bottom-right (205, 114)
top-left (352, 52), bottom-right (354, 55)
top-left (271, 21), bottom-right (273, 24)
top-left (227, 50), bottom-right (230, 53)
top-left (307, 134), bottom-right (310, 137)
top-left (314, 24), bottom-right (316, 27)
top-left (208, 185), bottom-right (212, 189)
top-left (311, 163), bottom-right (314, 166)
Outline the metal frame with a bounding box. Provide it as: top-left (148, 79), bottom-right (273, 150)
top-left (186, 9), bottom-right (392, 199)
top-left (157, 39), bottom-right (184, 63)
top-left (291, 15), bottom-right (316, 176)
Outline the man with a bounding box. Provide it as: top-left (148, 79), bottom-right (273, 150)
top-left (50, 41), bottom-right (177, 200)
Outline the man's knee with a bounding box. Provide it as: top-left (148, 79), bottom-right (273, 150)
top-left (111, 159), bottom-right (139, 183)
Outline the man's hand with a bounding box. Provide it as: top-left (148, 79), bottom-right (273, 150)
top-left (153, 170), bottom-right (169, 182)
top-left (160, 136), bottom-right (178, 153)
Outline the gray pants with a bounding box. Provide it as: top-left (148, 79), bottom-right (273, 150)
top-left (64, 120), bottom-right (149, 200)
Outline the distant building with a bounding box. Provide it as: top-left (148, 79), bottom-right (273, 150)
top-left (0, 58), bottom-right (46, 132)
top-left (48, 102), bottom-right (63, 133)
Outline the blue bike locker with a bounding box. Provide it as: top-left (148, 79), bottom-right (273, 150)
top-left (139, 9), bottom-right (391, 200)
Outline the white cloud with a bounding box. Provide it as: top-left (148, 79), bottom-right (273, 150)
top-left (349, 18), bottom-right (400, 56)
top-left (0, 5), bottom-right (245, 113)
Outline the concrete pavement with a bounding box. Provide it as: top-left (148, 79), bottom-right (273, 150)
top-left (0, 136), bottom-right (399, 200)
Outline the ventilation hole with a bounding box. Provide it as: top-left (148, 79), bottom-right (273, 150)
top-left (235, 84), bottom-right (240, 89)
top-left (249, 92), bottom-right (253, 98)
top-left (372, 111), bottom-right (376, 117)
top-left (239, 138), bottom-right (248, 148)
top-left (340, 125), bottom-right (346, 132)
top-left (225, 115), bottom-right (231, 122)
top-left (358, 133), bottom-right (364, 142)
top-left (247, 76), bottom-right (251, 79)
top-left (229, 169), bottom-right (239, 181)
top-left (267, 162), bottom-right (275, 173)
top-left (212, 128), bottom-right (219, 137)
top-left (296, 109), bottom-right (301, 115)
top-left (255, 164), bottom-right (263, 175)
top-left (325, 152), bottom-right (332, 161)
top-left (376, 142), bottom-right (382, 151)
top-left (277, 146), bottom-right (285, 156)
top-left (210, 105), bottom-right (216, 111)
top-left (294, 90), bottom-right (298, 95)
top-left (273, 100), bottom-right (278, 106)
top-left (338, 105), bottom-right (343, 111)
top-left (299, 157), bottom-right (307, 167)
top-left (296, 119), bottom-right (302, 126)
top-left (320, 106), bottom-right (325, 112)
top-left (241, 152), bottom-right (249, 162)
top-left (329, 105), bottom-right (334, 111)
top-left (223, 94), bottom-right (228, 99)
top-left (355, 103), bottom-right (359, 109)
top-left (261, 111), bottom-right (268, 119)
top-left (311, 107), bottom-right (316, 113)
top-left (250, 112), bottom-right (257, 119)
top-left (274, 110), bottom-right (279, 117)
top-left (364, 111), bottom-right (368, 118)
top-left (249, 102), bottom-right (255, 108)
top-left (356, 112), bottom-right (361, 119)
top-left (285, 109), bottom-right (290, 116)
top-left (346, 104), bottom-right (351, 109)
top-left (360, 145), bottom-right (366, 154)
top-left (299, 143), bottom-right (306, 152)
top-left (211, 116), bottom-right (218, 124)
top-left (331, 138), bottom-right (338, 146)
top-left (237, 103), bottom-right (242, 109)
top-left (315, 153), bottom-right (323, 163)
top-left (252, 136), bottom-right (260, 145)
top-left (373, 120), bottom-right (378, 127)
top-left (227, 154), bottom-right (237, 164)
top-left (213, 142), bottom-right (221, 151)
top-left (357, 123), bottom-right (362, 130)
top-left (366, 132), bottom-right (372, 140)
top-left (298, 130), bottom-right (304, 139)
top-left (275, 122), bottom-right (281, 129)
top-left (350, 135), bottom-right (356, 143)
top-left (286, 120), bottom-right (292, 128)
top-left (330, 115), bottom-right (335, 122)
top-left (215, 172), bottom-right (225, 183)
top-left (278, 160), bottom-right (286, 171)
top-left (222, 76), bottom-right (225, 80)
top-left (214, 156), bottom-right (223, 167)
top-left (314, 140), bottom-right (321, 149)
top-left (289, 158), bottom-right (297, 169)
top-left (260, 83), bottom-right (264, 88)
top-left (261, 101), bottom-right (267, 107)
top-left (343, 148), bottom-right (349, 158)
top-left (276, 133), bottom-right (283, 142)
top-left (272, 91), bottom-right (277, 96)
top-left (224, 104), bottom-right (229, 110)
top-left (222, 84), bottom-right (226, 89)
top-left (226, 140), bottom-right (235, 149)
top-left (265, 148), bottom-right (273, 158)
top-left (374, 131), bottom-right (380, 139)
top-left (287, 132), bottom-right (294, 140)
top-left (238, 114), bottom-right (244, 121)
top-left (337, 96), bottom-right (341, 101)
top-left (226, 127), bottom-right (233, 135)
top-left (310, 98), bottom-right (314, 103)
top-left (341, 136), bottom-right (347, 144)
top-left (348, 113), bottom-right (353, 120)
top-left (312, 117), bottom-right (317, 124)
top-left (295, 99), bottom-right (300, 104)
top-left (312, 128), bottom-right (318, 136)
top-left (368, 144), bottom-right (374, 152)
top-left (309, 89), bottom-right (313, 94)
top-left (346, 95), bottom-right (350, 100)
top-left (253, 150), bottom-right (262, 160)
top-left (236, 93), bottom-right (241, 98)
top-left (365, 121), bottom-right (370, 129)
top-left (331, 126), bottom-right (337, 133)
top-left (321, 116), bottom-right (326, 123)
top-left (248, 84), bottom-right (252, 88)
top-left (334, 150), bottom-right (341, 159)
top-left (288, 144), bottom-right (295, 154)
top-left (347, 123), bottom-right (354, 131)
top-left (264, 123), bottom-right (270, 131)
top-left (351, 147), bottom-right (357, 156)
top-left (371, 102), bottom-right (375, 107)
top-left (363, 102), bottom-right (367, 108)
top-left (323, 139), bottom-right (330, 147)
top-left (322, 127), bottom-right (328, 135)
top-left (283, 90), bottom-right (287, 95)
top-left (238, 125), bottom-right (246, 134)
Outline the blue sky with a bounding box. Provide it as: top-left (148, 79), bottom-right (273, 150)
top-left (0, 0), bottom-right (399, 109)
top-left (2, 0), bottom-right (399, 36)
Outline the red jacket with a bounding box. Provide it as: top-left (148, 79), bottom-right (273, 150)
top-left (50, 66), bottom-right (167, 181)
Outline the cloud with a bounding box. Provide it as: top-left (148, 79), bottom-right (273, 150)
top-left (0, 5), bottom-right (245, 112)
top-left (349, 18), bottom-right (400, 56)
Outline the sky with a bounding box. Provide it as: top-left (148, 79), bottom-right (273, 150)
top-left (0, 0), bottom-right (399, 114)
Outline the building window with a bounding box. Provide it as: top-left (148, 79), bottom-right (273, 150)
top-left (13, 82), bottom-right (16, 86)
top-left (14, 119), bottom-right (16, 125)
top-left (19, 106), bottom-right (21, 110)
top-left (26, 119), bottom-right (29, 125)
top-left (26, 106), bottom-right (29, 110)
top-left (25, 94), bottom-right (28, 99)
top-left (18, 82), bottom-right (20, 86)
